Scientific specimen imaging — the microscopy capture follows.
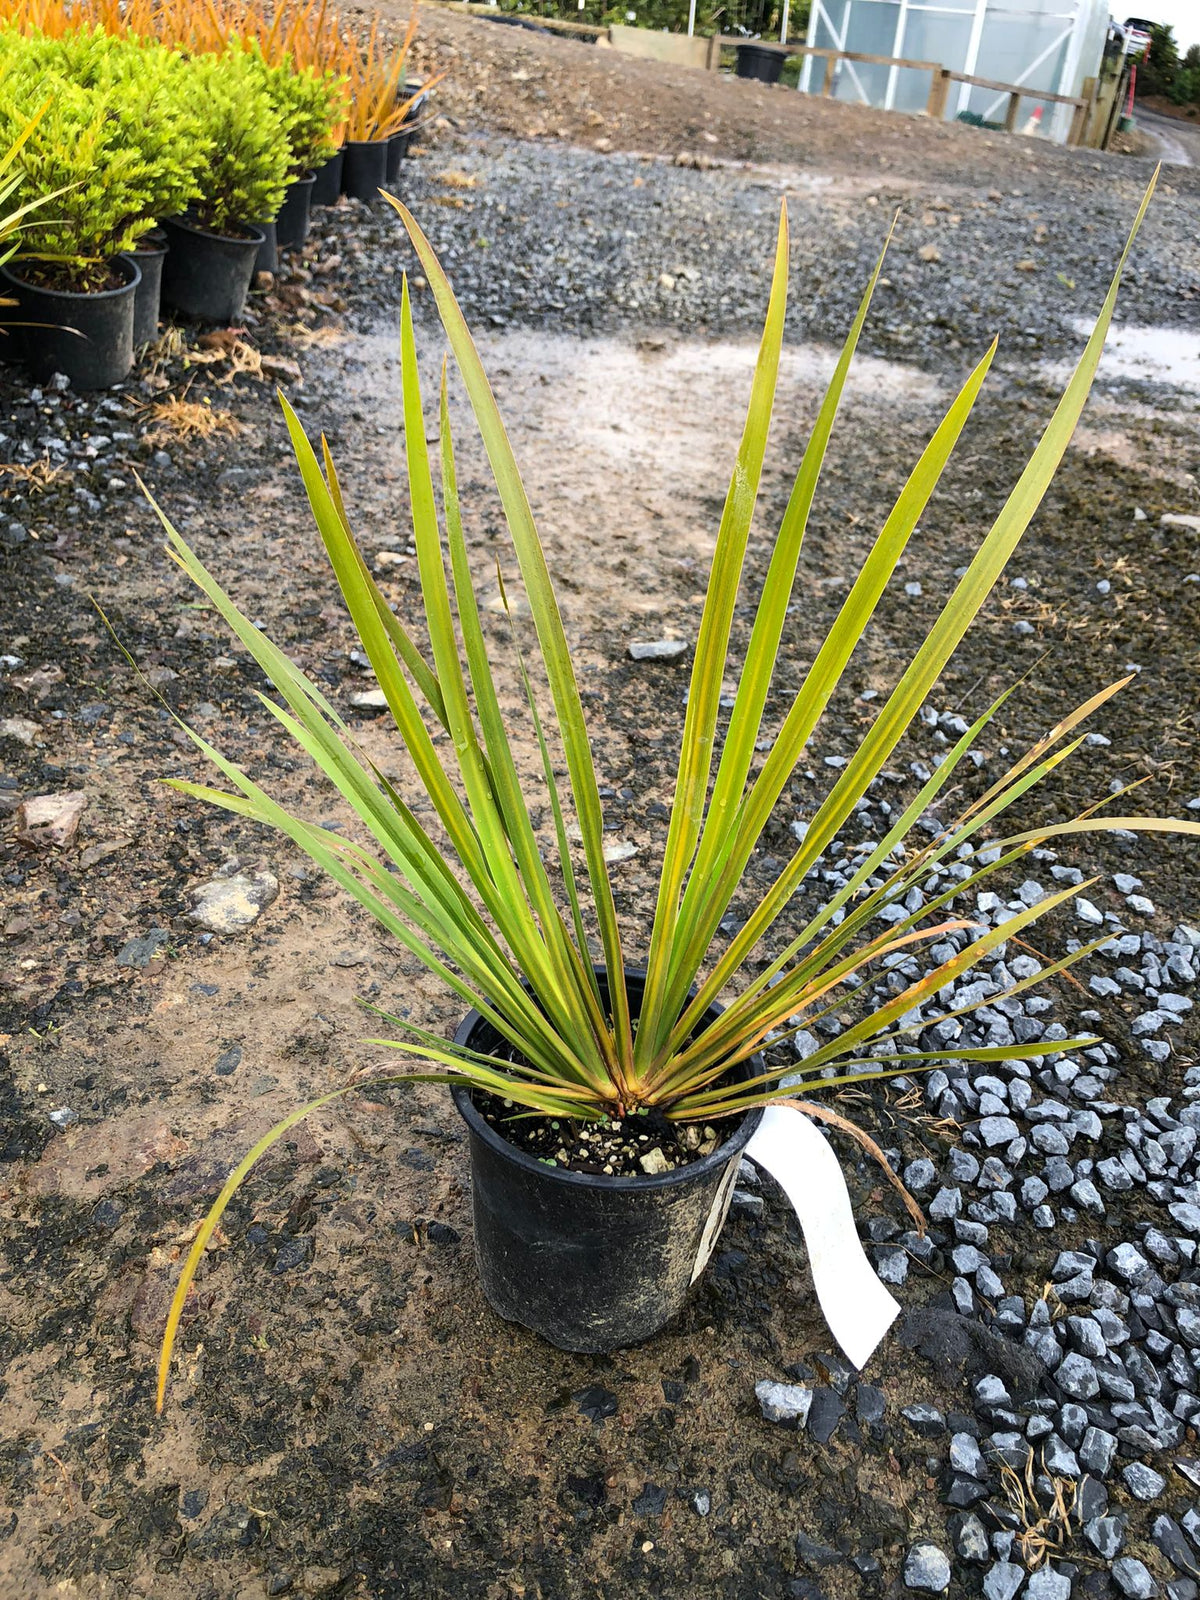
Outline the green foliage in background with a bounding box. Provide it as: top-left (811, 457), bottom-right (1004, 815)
top-left (239, 39), bottom-right (344, 175)
top-left (0, 27), bottom-right (212, 286)
top-left (494, 0), bottom-right (809, 41)
top-left (0, 20), bottom-right (337, 276)
top-left (1134, 22), bottom-right (1200, 108)
top-left (177, 48), bottom-right (291, 234)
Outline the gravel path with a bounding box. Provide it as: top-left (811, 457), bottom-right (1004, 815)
top-left (330, 134), bottom-right (1200, 376)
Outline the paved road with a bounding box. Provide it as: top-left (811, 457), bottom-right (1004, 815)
top-left (1136, 104), bottom-right (1200, 167)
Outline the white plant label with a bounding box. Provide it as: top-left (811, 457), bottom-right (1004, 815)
top-left (744, 1104), bottom-right (900, 1370)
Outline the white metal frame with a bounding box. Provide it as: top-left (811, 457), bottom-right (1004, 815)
top-left (801, 0), bottom-right (1089, 142)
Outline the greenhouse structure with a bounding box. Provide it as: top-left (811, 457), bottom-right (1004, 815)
top-left (797, 0), bottom-right (1113, 143)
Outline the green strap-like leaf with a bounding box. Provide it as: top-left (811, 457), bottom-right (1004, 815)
top-left (386, 195), bottom-right (634, 1073)
top-left (634, 203), bottom-right (791, 1070)
top-left (666, 169), bottom-right (1160, 1047)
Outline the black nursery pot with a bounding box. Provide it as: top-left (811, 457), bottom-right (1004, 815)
top-left (276, 172), bottom-right (315, 252)
top-left (341, 138), bottom-right (387, 202)
top-left (310, 146), bottom-right (344, 206)
top-left (159, 214), bottom-right (265, 324)
top-left (254, 218), bottom-right (279, 276)
top-left (385, 126), bottom-right (412, 184)
top-left (735, 42), bottom-right (786, 82)
top-left (0, 254), bottom-right (139, 390)
top-left (122, 231), bottom-right (167, 347)
top-left (451, 967), bottom-right (763, 1353)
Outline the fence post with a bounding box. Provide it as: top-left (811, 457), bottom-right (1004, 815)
top-left (1068, 78), bottom-right (1095, 146)
top-left (822, 53), bottom-right (837, 96)
top-left (1003, 91), bottom-right (1020, 134)
top-left (925, 68), bottom-right (950, 121)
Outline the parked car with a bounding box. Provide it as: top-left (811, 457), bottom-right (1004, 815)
top-left (1122, 17), bottom-right (1154, 57)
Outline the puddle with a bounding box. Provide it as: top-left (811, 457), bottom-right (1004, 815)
top-left (312, 323), bottom-right (945, 625)
top-left (1044, 320), bottom-right (1200, 391)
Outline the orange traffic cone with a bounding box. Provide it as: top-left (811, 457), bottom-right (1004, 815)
top-left (1022, 104), bottom-right (1044, 136)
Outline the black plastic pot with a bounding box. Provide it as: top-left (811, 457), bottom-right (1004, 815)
top-left (0, 255), bottom-right (139, 390)
top-left (451, 968), bottom-right (763, 1353)
top-left (385, 127), bottom-right (412, 185)
top-left (311, 146), bottom-right (344, 206)
top-left (253, 218), bottom-right (278, 276)
top-left (159, 214), bottom-right (265, 324)
top-left (341, 138), bottom-right (387, 202)
top-left (276, 172), bottom-right (315, 252)
top-left (122, 231), bottom-right (167, 347)
top-left (404, 88), bottom-right (428, 143)
top-left (735, 41), bottom-right (785, 83)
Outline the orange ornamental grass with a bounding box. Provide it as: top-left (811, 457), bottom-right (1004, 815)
top-left (342, 10), bottom-right (445, 142)
top-left (0, 0), bottom-right (441, 143)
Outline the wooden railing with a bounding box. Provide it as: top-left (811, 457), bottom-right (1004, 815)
top-left (711, 36), bottom-right (1093, 146)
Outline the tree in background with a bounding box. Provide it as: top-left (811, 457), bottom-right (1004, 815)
top-left (1136, 21), bottom-right (1179, 98)
top-left (1175, 42), bottom-right (1200, 108)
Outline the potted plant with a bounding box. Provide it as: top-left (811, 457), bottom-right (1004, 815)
top-left (0, 28), bottom-right (212, 364)
top-left (153, 177), bottom-right (1197, 1411)
top-left (0, 51), bottom-right (141, 386)
top-left (160, 47), bottom-right (289, 323)
top-left (340, 12), bottom-right (442, 201)
top-left (250, 43), bottom-right (346, 258)
top-left (98, 36), bottom-right (212, 345)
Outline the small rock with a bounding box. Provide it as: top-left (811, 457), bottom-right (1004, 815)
top-left (116, 928), bottom-right (171, 969)
top-left (1026, 1568), bottom-right (1072, 1600)
top-left (983, 1563), bottom-right (1025, 1600)
top-left (1122, 1462), bottom-right (1166, 1501)
top-left (1056, 1352), bottom-right (1100, 1399)
top-left (903, 1542), bottom-right (951, 1593)
top-left (14, 790), bottom-right (88, 848)
top-left (755, 1380), bottom-right (812, 1426)
top-left (628, 640), bottom-right (689, 661)
top-left (980, 1116), bottom-right (1020, 1147)
top-left (187, 870), bottom-right (279, 934)
top-left (639, 1147), bottom-right (670, 1176)
top-left (954, 1513), bottom-right (990, 1563)
top-left (806, 1387), bottom-right (845, 1444)
top-left (1112, 1558), bottom-right (1159, 1599)
top-left (0, 717), bottom-right (40, 746)
top-left (350, 688), bottom-right (389, 709)
top-left (1085, 1515), bottom-right (1126, 1559)
top-left (950, 1431), bottom-right (987, 1479)
top-left (902, 1403), bottom-right (946, 1436)
top-left (1153, 1516), bottom-right (1197, 1574)
top-left (260, 353), bottom-right (303, 385)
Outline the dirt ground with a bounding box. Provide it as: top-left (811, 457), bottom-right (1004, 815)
top-left (2, 14), bottom-right (1200, 1600)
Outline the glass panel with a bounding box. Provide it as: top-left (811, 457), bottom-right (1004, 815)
top-left (890, 65), bottom-right (936, 112)
top-left (843, 0), bottom-right (905, 59)
top-left (902, 14), bottom-right (975, 71)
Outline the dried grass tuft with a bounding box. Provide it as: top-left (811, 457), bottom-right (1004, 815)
top-left (0, 455), bottom-right (67, 494)
top-left (142, 396), bottom-right (241, 443)
top-left (992, 1449), bottom-right (1077, 1568)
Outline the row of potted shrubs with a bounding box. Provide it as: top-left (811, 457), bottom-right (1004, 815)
top-left (0, 4), bottom-right (434, 390)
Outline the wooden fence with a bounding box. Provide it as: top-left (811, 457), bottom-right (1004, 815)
top-left (711, 36), bottom-right (1099, 147)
